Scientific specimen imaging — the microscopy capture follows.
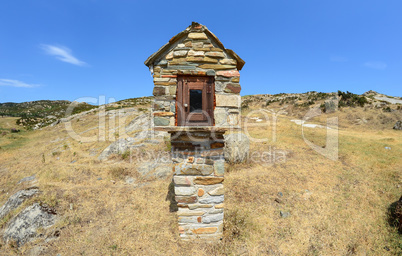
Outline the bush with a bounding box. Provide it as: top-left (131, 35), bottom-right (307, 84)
top-left (338, 90), bottom-right (368, 107)
top-left (10, 128), bottom-right (20, 133)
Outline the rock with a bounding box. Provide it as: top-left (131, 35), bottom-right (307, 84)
top-left (98, 113), bottom-right (167, 160)
top-left (137, 161), bottom-right (172, 179)
top-left (280, 211), bottom-right (290, 218)
top-left (215, 94), bottom-right (241, 108)
top-left (3, 203), bottom-right (56, 247)
top-left (224, 133), bottom-right (250, 163)
top-left (154, 116), bottom-right (170, 126)
top-left (201, 213), bottom-right (224, 224)
top-left (188, 32), bottom-right (208, 40)
top-left (125, 176), bottom-right (135, 184)
top-left (174, 163), bottom-right (213, 176)
top-left (194, 177), bottom-right (224, 185)
top-left (98, 137), bottom-right (136, 160)
top-left (394, 121), bottom-right (402, 130)
top-left (198, 64), bottom-right (236, 70)
top-left (394, 195), bottom-right (402, 233)
top-left (17, 175), bottom-right (36, 184)
top-left (216, 70), bottom-right (240, 77)
top-left (224, 83), bottom-right (241, 94)
top-left (199, 195), bottom-right (224, 204)
top-left (173, 50), bottom-right (188, 57)
top-left (175, 187), bottom-right (197, 196)
top-left (205, 52), bottom-right (225, 58)
top-left (153, 86), bottom-right (166, 96)
top-left (208, 185), bottom-right (224, 196)
top-left (192, 227), bottom-right (218, 234)
top-left (0, 188), bottom-right (39, 220)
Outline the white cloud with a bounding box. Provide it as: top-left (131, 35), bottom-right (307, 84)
top-left (41, 44), bottom-right (88, 66)
top-left (364, 61), bottom-right (387, 70)
top-left (0, 79), bottom-right (39, 88)
top-left (330, 56), bottom-right (348, 62)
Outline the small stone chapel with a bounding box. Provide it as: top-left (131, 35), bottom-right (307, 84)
top-left (145, 22), bottom-right (245, 240)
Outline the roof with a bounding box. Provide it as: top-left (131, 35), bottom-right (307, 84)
top-left (144, 22), bottom-right (245, 71)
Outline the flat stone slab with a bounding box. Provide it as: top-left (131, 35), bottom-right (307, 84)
top-left (0, 188), bottom-right (39, 220)
top-left (3, 203), bottom-right (56, 247)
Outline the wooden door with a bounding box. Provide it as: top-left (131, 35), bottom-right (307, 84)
top-left (177, 76), bottom-right (214, 126)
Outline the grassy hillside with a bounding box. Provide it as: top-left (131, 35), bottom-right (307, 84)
top-left (0, 92), bottom-right (401, 255)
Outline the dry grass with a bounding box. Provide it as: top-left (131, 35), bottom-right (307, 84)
top-left (0, 103), bottom-right (401, 255)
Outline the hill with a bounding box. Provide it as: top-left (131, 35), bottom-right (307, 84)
top-left (0, 91), bottom-right (401, 255)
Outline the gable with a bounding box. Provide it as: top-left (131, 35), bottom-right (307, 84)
top-left (144, 22), bottom-right (245, 71)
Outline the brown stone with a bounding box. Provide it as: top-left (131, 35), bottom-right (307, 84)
top-left (161, 75), bottom-right (177, 78)
top-left (216, 70), bottom-right (240, 77)
top-left (188, 156), bottom-right (194, 163)
top-left (197, 217), bottom-right (202, 223)
top-left (186, 57), bottom-right (218, 63)
top-left (192, 227), bottom-right (218, 234)
top-left (188, 204), bottom-right (213, 210)
top-left (188, 50), bottom-right (204, 57)
top-left (220, 59), bottom-right (237, 65)
top-left (175, 196), bottom-right (197, 204)
top-left (211, 47), bottom-right (224, 52)
top-left (184, 41), bottom-right (192, 47)
top-left (154, 66), bottom-right (161, 72)
top-left (198, 188), bottom-right (205, 197)
top-left (169, 58), bottom-right (187, 65)
top-left (193, 47), bottom-right (212, 51)
top-left (188, 32), bottom-right (208, 40)
top-left (194, 177), bottom-right (224, 185)
top-left (205, 52), bottom-right (225, 58)
top-left (215, 203), bottom-right (224, 209)
top-left (208, 185), bottom-right (224, 196)
top-left (231, 77), bottom-right (240, 83)
top-left (166, 51), bottom-right (173, 60)
top-left (177, 210), bottom-right (205, 216)
top-left (215, 94), bottom-right (241, 108)
top-left (153, 112), bottom-right (174, 117)
top-left (153, 87), bottom-right (166, 96)
top-left (161, 69), bottom-right (177, 74)
top-left (154, 82), bottom-right (177, 86)
top-left (211, 142), bottom-right (225, 149)
top-left (198, 64), bottom-right (236, 70)
top-left (224, 83), bottom-right (241, 94)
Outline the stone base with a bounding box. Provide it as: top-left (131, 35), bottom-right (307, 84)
top-left (171, 131), bottom-right (225, 240)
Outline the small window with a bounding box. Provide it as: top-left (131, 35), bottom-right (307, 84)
top-left (189, 89), bottom-right (202, 112)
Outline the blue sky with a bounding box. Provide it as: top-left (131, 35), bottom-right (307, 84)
top-left (0, 0), bottom-right (401, 103)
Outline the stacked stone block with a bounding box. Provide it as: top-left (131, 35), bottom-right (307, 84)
top-left (171, 131), bottom-right (225, 240)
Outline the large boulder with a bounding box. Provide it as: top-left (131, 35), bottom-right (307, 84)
top-left (393, 121), bottom-right (402, 130)
top-left (98, 113), bottom-right (167, 160)
top-left (395, 196), bottom-right (402, 233)
top-left (224, 133), bottom-right (250, 163)
top-left (0, 188), bottom-right (39, 220)
top-left (3, 203), bottom-right (56, 247)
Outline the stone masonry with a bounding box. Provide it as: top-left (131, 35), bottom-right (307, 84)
top-left (145, 22), bottom-right (244, 129)
top-left (171, 131), bottom-right (225, 239)
top-left (145, 22), bottom-right (245, 240)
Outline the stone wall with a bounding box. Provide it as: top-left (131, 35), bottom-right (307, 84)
top-left (170, 131), bottom-right (225, 240)
top-left (150, 23), bottom-right (242, 128)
